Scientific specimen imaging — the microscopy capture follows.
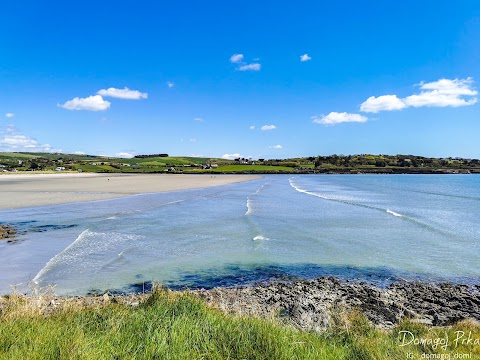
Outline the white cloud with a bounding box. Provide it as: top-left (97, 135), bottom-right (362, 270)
top-left (4, 113), bottom-right (14, 118)
top-left (189, 138), bottom-right (197, 142)
top-left (300, 54), bottom-right (312, 62)
top-left (312, 112), bottom-right (368, 125)
top-left (404, 78), bottom-right (477, 108)
top-left (404, 93), bottom-right (477, 108)
top-left (418, 78), bottom-right (477, 95)
top-left (115, 152), bottom-right (135, 158)
top-left (59, 95), bottom-right (111, 111)
top-left (194, 117), bottom-right (204, 122)
top-left (230, 54), bottom-right (244, 63)
top-left (74, 151), bottom-right (86, 155)
top-left (249, 125), bottom-right (256, 130)
top-left (270, 144), bottom-right (283, 149)
top-left (0, 125), bottom-right (62, 153)
top-left (360, 95), bottom-right (407, 113)
top-left (360, 78), bottom-right (477, 113)
top-left (167, 81), bottom-right (175, 88)
top-left (238, 63), bottom-right (261, 71)
top-left (97, 87), bottom-right (148, 100)
top-left (260, 124), bottom-right (277, 131)
top-left (222, 153), bottom-right (242, 160)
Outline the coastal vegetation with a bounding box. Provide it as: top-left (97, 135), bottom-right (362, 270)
top-left (1, 288), bottom-right (479, 359)
top-left (1, 152), bottom-right (480, 174)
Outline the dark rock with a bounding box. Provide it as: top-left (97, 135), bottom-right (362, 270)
top-left (195, 277), bottom-right (480, 331)
top-left (0, 225), bottom-right (16, 240)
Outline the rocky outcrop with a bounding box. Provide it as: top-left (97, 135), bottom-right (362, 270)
top-left (0, 225), bottom-right (16, 240)
top-left (196, 277), bottom-right (480, 331)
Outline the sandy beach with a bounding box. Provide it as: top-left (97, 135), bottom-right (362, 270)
top-left (0, 173), bottom-right (261, 210)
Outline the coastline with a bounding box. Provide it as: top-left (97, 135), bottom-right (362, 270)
top-left (198, 277), bottom-right (480, 331)
top-left (0, 173), bottom-right (261, 210)
top-left (4, 277), bottom-right (479, 331)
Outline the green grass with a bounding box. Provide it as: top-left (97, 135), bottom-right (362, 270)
top-left (208, 165), bottom-right (295, 172)
top-left (121, 156), bottom-right (226, 166)
top-left (1, 290), bottom-right (479, 359)
top-left (0, 153), bottom-right (39, 160)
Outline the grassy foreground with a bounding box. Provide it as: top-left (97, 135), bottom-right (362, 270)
top-left (1, 289), bottom-right (479, 359)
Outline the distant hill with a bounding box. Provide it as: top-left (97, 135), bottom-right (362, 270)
top-left (0, 152), bottom-right (479, 174)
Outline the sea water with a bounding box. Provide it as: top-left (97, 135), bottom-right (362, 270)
top-left (0, 175), bottom-right (479, 295)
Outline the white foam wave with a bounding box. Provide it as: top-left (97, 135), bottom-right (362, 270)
top-left (254, 180), bottom-right (271, 194)
top-left (245, 197), bottom-right (253, 215)
top-left (290, 178), bottom-right (408, 221)
top-left (289, 178), bottom-right (330, 200)
top-left (386, 209), bottom-right (403, 217)
top-left (32, 229), bottom-right (144, 287)
top-left (253, 235), bottom-right (269, 241)
top-left (32, 228), bottom-right (93, 285)
top-left (107, 216), bottom-right (118, 220)
top-left (289, 178), bottom-right (364, 202)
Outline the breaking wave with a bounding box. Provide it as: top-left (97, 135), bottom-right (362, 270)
top-left (288, 177), bottom-right (453, 236)
top-left (32, 229), bottom-right (144, 290)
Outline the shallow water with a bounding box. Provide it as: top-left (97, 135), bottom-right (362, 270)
top-left (1, 175), bottom-right (479, 295)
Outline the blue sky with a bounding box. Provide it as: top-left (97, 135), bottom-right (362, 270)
top-left (1, 1), bottom-right (479, 159)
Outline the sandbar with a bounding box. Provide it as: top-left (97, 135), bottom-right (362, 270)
top-left (0, 173), bottom-right (261, 210)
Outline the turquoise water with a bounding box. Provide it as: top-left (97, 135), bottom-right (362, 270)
top-left (1, 175), bottom-right (479, 295)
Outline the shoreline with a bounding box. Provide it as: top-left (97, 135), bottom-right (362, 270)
top-left (197, 277), bottom-right (480, 331)
top-left (0, 173), bottom-right (261, 210)
top-left (3, 277), bottom-right (479, 331)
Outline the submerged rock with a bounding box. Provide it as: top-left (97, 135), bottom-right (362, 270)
top-left (0, 225), bottom-right (16, 241)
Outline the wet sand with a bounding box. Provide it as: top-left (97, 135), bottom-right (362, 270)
top-left (0, 173), bottom-right (261, 210)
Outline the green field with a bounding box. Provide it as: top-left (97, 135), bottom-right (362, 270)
top-left (1, 289), bottom-right (479, 359)
top-left (209, 165), bottom-right (295, 172)
top-left (1, 152), bottom-right (479, 174)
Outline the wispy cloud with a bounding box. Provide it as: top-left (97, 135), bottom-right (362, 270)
top-left (312, 112), bottom-right (368, 125)
top-left (230, 53), bottom-right (261, 71)
top-left (115, 152), bottom-right (135, 158)
top-left (260, 124), bottom-right (276, 131)
top-left (0, 125), bottom-right (62, 153)
top-left (238, 63), bottom-right (261, 71)
top-left (194, 117), bottom-right (204, 122)
top-left (230, 54), bottom-right (244, 63)
top-left (74, 151), bottom-right (86, 155)
top-left (167, 81), bottom-right (175, 88)
top-left (300, 54), bottom-right (312, 62)
top-left (222, 153), bottom-right (242, 160)
top-left (249, 125), bottom-right (256, 130)
top-left (360, 78), bottom-right (477, 113)
top-left (269, 144), bottom-right (283, 149)
top-left (4, 113), bottom-right (14, 118)
top-left (97, 87), bottom-right (148, 100)
top-left (59, 95), bottom-right (111, 111)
